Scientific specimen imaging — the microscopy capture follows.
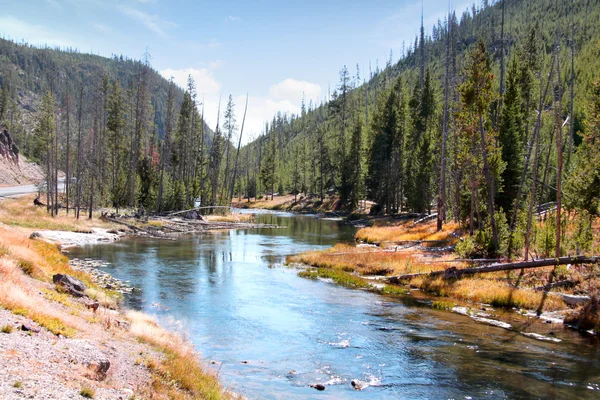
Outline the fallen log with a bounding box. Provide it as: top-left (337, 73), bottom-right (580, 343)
top-left (411, 213), bottom-right (437, 226)
top-left (388, 256), bottom-right (600, 283)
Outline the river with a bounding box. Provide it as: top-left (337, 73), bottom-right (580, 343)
top-left (70, 211), bottom-right (600, 399)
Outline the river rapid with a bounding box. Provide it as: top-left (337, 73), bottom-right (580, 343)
top-left (70, 211), bottom-right (600, 399)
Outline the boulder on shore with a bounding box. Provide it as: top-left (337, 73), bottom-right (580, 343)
top-left (53, 274), bottom-right (87, 297)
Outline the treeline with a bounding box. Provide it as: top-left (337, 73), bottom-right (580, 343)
top-left (0, 40), bottom-right (248, 215)
top-left (238, 0), bottom-right (600, 258)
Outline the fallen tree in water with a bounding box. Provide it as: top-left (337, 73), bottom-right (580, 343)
top-left (388, 256), bottom-right (600, 283)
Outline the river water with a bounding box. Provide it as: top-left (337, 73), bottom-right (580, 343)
top-left (70, 212), bottom-right (600, 399)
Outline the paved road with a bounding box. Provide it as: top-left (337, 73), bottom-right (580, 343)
top-left (0, 179), bottom-right (65, 198)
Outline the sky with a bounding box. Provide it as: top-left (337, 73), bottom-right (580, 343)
top-left (1, 0), bottom-right (471, 141)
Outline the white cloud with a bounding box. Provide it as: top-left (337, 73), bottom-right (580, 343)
top-left (0, 15), bottom-right (72, 48)
top-left (225, 15), bottom-right (241, 22)
top-left (118, 6), bottom-right (176, 37)
top-left (269, 78), bottom-right (321, 108)
top-left (224, 79), bottom-right (321, 142)
top-left (159, 67), bottom-right (221, 95)
top-left (156, 71), bottom-right (320, 144)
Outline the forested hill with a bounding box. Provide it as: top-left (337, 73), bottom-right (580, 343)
top-left (0, 37), bottom-right (219, 214)
top-left (241, 0), bottom-right (600, 230)
top-left (0, 38), bottom-right (213, 144)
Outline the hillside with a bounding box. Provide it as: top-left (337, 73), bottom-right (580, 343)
top-left (242, 0), bottom-right (600, 206)
top-left (0, 38), bottom-right (218, 213)
top-left (0, 38), bottom-right (214, 143)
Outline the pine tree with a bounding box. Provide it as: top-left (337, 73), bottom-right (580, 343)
top-left (497, 57), bottom-right (524, 214)
top-left (260, 131), bottom-right (276, 200)
top-left (107, 80), bottom-right (126, 212)
top-left (565, 81), bottom-right (600, 216)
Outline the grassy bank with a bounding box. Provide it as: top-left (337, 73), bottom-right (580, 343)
top-left (0, 201), bottom-right (231, 399)
top-left (288, 220), bottom-right (583, 313)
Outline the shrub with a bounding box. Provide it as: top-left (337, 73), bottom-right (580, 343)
top-left (18, 260), bottom-right (35, 276)
top-left (1, 324), bottom-right (14, 333)
top-left (80, 386), bottom-right (95, 399)
top-left (432, 301), bottom-right (456, 310)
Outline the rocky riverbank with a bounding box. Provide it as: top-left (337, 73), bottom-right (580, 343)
top-left (0, 221), bottom-right (232, 399)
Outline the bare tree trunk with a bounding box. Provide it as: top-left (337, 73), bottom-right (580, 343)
top-left (54, 105), bottom-right (59, 217)
top-left (478, 114), bottom-right (499, 251)
top-left (228, 94), bottom-right (248, 203)
top-left (524, 56), bottom-right (556, 260)
top-left (567, 0), bottom-right (575, 169)
top-left (65, 83), bottom-right (70, 215)
top-left (555, 40), bottom-right (564, 258)
top-left (76, 85), bottom-right (84, 220)
top-left (437, 14), bottom-right (451, 232)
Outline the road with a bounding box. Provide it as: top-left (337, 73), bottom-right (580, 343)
top-left (0, 179), bottom-right (65, 198)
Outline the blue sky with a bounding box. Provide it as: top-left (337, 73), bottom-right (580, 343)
top-left (1, 0), bottom-right (470, 139)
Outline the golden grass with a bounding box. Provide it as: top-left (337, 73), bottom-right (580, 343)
top-left (126, 311), bottom-right (227, 400)
top-left (409, 276), bottom-right (564, 311)
top-left (287, 244), bottom-right (443, 276)
top-left (355, 220), bottom-right (461, 244)
top-left (0, 225), bottom-right (120, 338)
top-left (80, 386), bottom-right (95, 399)
top-left (0, 194), bottom-right (116, 232)
top-left (0, 203), bottom-right (231, 398)
top-left (289, 235), bottom-right (566, 312)
top-left (204, 214), bottom-right (254, 223)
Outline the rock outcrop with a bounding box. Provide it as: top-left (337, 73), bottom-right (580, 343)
top-left (0, 125), bottom-right (18, 163)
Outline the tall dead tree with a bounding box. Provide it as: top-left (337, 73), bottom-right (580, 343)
top-left (64, 82), bottom-right (71, 214)
top-left (228, 94), bottom-right (248, 202)
top-left (437, 14), bottom-right (451, 231)
top-left (156, 79), bottom-right (175, 212)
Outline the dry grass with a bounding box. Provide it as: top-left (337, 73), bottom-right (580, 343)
top-left (0, 194), bottom-right (116, 232)
top-left (204, 213), bottom-right (254, 223)
top-left (287, 228), bottom-right (565, 310)
top-left (408, 276), bottom-right (564, 311)
top-left (355, 220), bottom-right (461, 244)
top-left (0, 203), bottom-right (230, 398)
top-left (126, 310), bottom-right (227, 400)
top-left (287, 244), bottom-right (444, 276)
top-left (0, 224), bottom-right (121, 338)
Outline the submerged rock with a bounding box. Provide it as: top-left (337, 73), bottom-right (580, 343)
top-left (351, 380), bottom-right (369, 390)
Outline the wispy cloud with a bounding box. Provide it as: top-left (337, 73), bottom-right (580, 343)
top-left (118, 5), bottom-right (176, 37)
top-left (92, 23), bottom-right (111, 34)
top-left (0, 15), bottom-right (72, 48)
top-left (208, 60), bottom-right (224, 70)
top-left (225, 15), bottom-right (241, 22)
top-left (45, 0), bottom-right (62, 10)
top-left (207, 39), bottom-right (222, 48)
